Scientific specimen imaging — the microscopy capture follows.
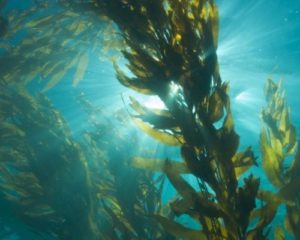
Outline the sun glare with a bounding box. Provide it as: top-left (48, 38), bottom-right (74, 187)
top-left (143, 96), bottom-right (166, 109)
top-left (169, 81), bottom-right (181, 95)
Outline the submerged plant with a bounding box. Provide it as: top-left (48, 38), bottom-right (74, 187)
top-left (0, 87), bottom-right (173, 239)
top-left (0, 0), bottom-right (109, 89)
top-left (0, 87), bottom-right (99, 239)
top-left (260, 79), bottom-right (300, 239)
top-left (78, 94), bottom-right (176, 240)
top-left (0, 0), bottom-right (8, 37)
top-left (96, 0), bottom-right (275, 239)
top-left (0, 0), bottom-right (299, 239)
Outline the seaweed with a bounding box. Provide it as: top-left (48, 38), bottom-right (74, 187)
top-left (0, 0), bottom-right (299, 239)
top-left (95, 0), bottom-right (277, 239)
top-left (77, 93), bottom-right (176, 240)
top-left (260, 79), bottom-right (300, 239)
top-left (0, 86), bottom-right (99, 239)
top-left (0, 86), bottom-right (173, 239)
top-left (0, 1), bottom-right (109, 89)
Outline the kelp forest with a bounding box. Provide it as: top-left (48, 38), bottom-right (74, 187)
top-left (0, 0), bottom-right (299, 239)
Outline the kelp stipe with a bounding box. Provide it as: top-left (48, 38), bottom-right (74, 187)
top-left (97, 0), bottom-right (272, 239)
top-left (260, 79), bottom-right (300, 239)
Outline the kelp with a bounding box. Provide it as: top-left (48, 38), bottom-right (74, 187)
top-left (97, 0), bottom-right (220, 106)
top-left (77, 94), bottom-right (176, 240)
top-left (0, 0), bottom-right (112, 90)
top-left (0, 86), bottom-right (175, 239)
top-left (0, 16), bottom-right (7, 37)
top-left (96, 0), bottom-right (269, 239)
top-left (0, 86), bottom-right (100, 240)
top-left (1, 0), bottom-right (299, 239)
top-left (260, 79), bottom-right (300, 239)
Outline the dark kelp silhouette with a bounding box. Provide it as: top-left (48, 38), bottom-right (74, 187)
top-left (0, 0), bottom-right (299, 239)
top-left (0, 0), bottom-right (7, 37)
top-left (96, 0), bottom-right (299, 239)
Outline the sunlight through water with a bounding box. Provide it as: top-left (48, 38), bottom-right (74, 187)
top-left (216, 0), bottom-right (300, 147)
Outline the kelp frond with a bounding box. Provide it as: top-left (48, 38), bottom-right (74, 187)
top-left (0, 85), bottom-right (175, 239)
top-left (97, 0), bottom-right (220, 107)
top-left (0, 1), bottom-right (108, 90)
top-left (0, 87), bottom-right (99, 239)
top-left (78, 93), bottom-right (176, 240)
top-left (97, 0), bottom-right (268, 239)
top-left (260, 79), bottom-right (300, 239)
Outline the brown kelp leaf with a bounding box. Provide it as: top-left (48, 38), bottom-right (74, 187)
top-left (25, 15), bottom-right (54, 28)
top-left (284, 125), bottom-right (297, 155)
top-left (208, 2), bottom-right (219, 49)
top-left (217, 90), bottom-right (239, 161)
top-left (278, 107), bottom-right (289, 134)
top-left (24, 204), bottom-right (55, 218)
top-left (208, 89), bottom-right (224, 123)
top-left (131, 157), bottom-right (189, 174)
top-left (129, 96), bottom-right (147, 115)
top-left (286, 145), bottom-right (300, 177)
top-left (279, 174), bottom-right (300, 201)
top-left (132, 117), bottom-right (183, 146)
top-left (165, 160), bottom-right (224, 219)
top-left (73, 21), bottom-right (90, 36)
top-left (268, 130), bottom-right (283, 158)
top-left (153, 215), bottom-right (207, 240)
top-left (223, 111), bottom-right (234, 131)
top-left (129, 96), bottom-right (170, 118)
top-left (260, 129), bottom-right (284, 188)
top-left (102, 201), bottom-right (136, 235)
top-left (232, 147), bottom-right (256, 178)
top-left (42, 65), bottom-right (70, 91)
top-left (247, 203), bottom-right (277, 239)
top-left (235, 175), bottom-right (259, 232)
top-left (284, 214), bottom-right (292, 234)
top-left (285, 207), bottom-right (300, 237)
top-left (169, 191), bottom-right (224, 219)
top-left (170, 197), bottom-right (197, 217)
top-left (164, 160), bottom-right (196, 202)
top-left (262, 78), bottom-right (297, 158)
top-left (129, 96), bottom-right (177, 129)
top-left (113, 62), bottom-right (154, 95)
top-left (181, 146), bottom-right (215, 184)
top-left (72, 52), bottom-right (89, 87)
top-left (234, 166), bottom-right (250, 179)
top-left (23, 67), bottom-right (44, 85)
top-left (257, 190), bottom-right (291, 206)
top-left (274, 225), bottom-right (285, 240)
top-left (265, 78), bottom-right (278, 102)
top-left (122, 46), bottom-right (164, 81)
top-left (41, 61), bottom-right (63, 79)
top-left (218, 119), bottom-right (240, 162)
top-left (0, 122), bottom-right (26, 138)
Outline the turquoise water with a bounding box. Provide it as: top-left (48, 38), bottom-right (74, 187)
top-left (0, 0), bottom-right (300, 239)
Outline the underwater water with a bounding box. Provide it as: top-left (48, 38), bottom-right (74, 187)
top-left (1, 0), bottom-right (300, 239)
